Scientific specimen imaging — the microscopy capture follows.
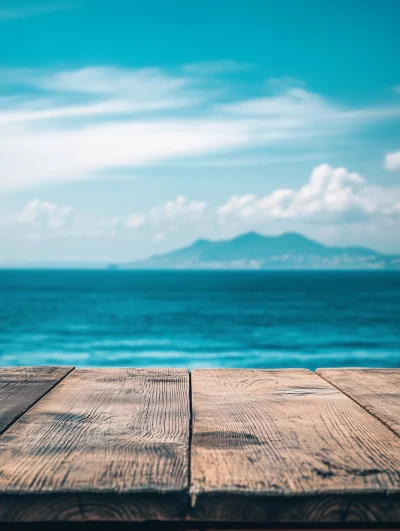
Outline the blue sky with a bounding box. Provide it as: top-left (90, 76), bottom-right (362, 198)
top-left (0, 0), bottom-right (399, 262)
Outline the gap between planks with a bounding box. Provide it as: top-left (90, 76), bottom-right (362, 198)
top-left (188, 371), bottom-right (194, 508)
top-left (0, 366), bottom-right (75, 436)
top-left (316, 369), bottom-right (400, 440)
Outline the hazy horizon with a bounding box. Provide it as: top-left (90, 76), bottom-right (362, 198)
top-left (1, 228), bottom-right (399, 268)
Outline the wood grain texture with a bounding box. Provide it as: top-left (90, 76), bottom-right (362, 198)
top-left (0, 366), bottom-right (74, 435)
top-left (190, 369), bottom-right (400, 523)
top-left (317, 368), bottom-right (400, 437)
top-left (0, 369), bottom-right (190, 522)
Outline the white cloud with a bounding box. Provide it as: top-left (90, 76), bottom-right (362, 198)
top-left (0, 100), bottom-right (134, 125)
top-left (6, 196), bottom-right (208, 240)
top-left (1, 66), bottom-right (400, 193)
top-left (0, 66), bottom-right (203, 123)
top-left (126, 196), bottom-right (208, 230)
top-left (384, 150), bottom-right (400, 171)
top-left (16, 198), bottom-right (75, 230)
top-left (220, 87), bottom-right (400, 126)
top-left (218, 164), bottom-right (400, 225)
top-left (35, 66), bottom-right (202, 110)
top-left (0, 119), bottom-right (252, 192)
top-left (221, 88), bottom-right (329, 117)
top-left (120, 166), bottom-right (400, 238)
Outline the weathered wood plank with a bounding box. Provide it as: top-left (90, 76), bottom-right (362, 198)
top-left (190, 369), bottom-right (400, 523)
top-left (0, 366), bottom-right (74, 435)
top-left (317, 368), bottom-right (400, 437)
top-left (0, 369), bottom-right (190, 522)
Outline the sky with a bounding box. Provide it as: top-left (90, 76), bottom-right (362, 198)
top-left (0, 0), bottom-right (399, 262)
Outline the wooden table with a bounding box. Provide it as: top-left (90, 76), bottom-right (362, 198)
top-left (0, 367), bottom-right (399, 529)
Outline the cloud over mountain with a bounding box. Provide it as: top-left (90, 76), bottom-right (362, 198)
top-left (10, 164), bottom-right (399, 244)
top-left (218, 164), bottom-right (400, 225)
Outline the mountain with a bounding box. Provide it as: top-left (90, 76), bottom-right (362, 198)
top-left (121, 232), bottom-right (400, 270)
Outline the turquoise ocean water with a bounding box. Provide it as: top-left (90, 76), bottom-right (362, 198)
top-left (0, 270), bottom-right (399, 368)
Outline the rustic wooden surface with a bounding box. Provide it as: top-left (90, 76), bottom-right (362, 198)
top-left (1, 367), bottom-right (400, 525)
top-left (317, 368), bottom-right (400, 437)
top-left (0, 366), bottom-right (73, 435)
top-left (0, 368), bottom-right (190, 522)
top-left (190, 369), bottom-right (400, 523)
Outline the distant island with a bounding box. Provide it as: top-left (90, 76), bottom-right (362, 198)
top-left (116, 232), bottom-right (400, 270)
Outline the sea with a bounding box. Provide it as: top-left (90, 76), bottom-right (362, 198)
top-left (0, 269), bottom-right (399, 369)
